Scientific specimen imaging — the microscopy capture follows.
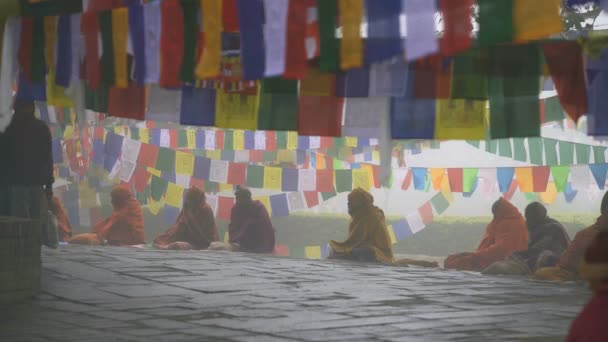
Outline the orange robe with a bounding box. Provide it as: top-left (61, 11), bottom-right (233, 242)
top-left (445, 198), bottom-right (528, 272)
top-left (50, 196), bottom-right (72, 242)
top-left (154, 188), bottom-right (219, 250)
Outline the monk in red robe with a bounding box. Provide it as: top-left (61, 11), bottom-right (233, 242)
top-left (49, 196), bottom-right (72, 242)
top-left (566, 232), bottom-right (608, 341)
top-left (69, 187), bottom-right (145, 246)
top-left (210, 187), bottom-right (275, 253)
top-left (535, 191), bottom-right (608, 281)
top-left (154, 188), bottom-right (219, 250)
top-left (444, 198), bottom-right (528, 272)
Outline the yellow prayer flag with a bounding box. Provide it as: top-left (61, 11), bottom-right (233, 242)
top-left (287, 131), bottom-right (298, 150)
top-left (112, 8), bottom-right (129, 88)
top-left (440, 176), bottom-right (454, 203)
top-left (147, 167), bottom-right (162, 177)
top-left (113, 126), bottom-right (122, 135)
top-left (372, 151), bottom-right (380, 163)
top-left (140, 128), bottom-right (150, 143)
top-left (63, 125), bottom-right (74, 139)
top-left (277, 150), bottom-right (295, 163)
top-left (219, 183), bottom-right (233, 192)
top-left (233, 130), bottom-right (245, 150)
top-left (148, 197), bottom-right (163, 215)
top-left (317, 156), bottom-right (326, 170)
top-left (215, 88), bottom-right (259, 130)
top-left (186, 129), bottom-right (196, 149)
top-left (338, 0), bottom-right (363, 69)
top-left (362, 164), bottom-right (375, 188)
top-left (514, 167), bottom-right (534, 193)
top-left (352, 169), bottom-right (371, 191)
top-left (175, 151), bottom-right (195, 175)
top-left (255, 196), bottom-right (272, 216)
top-left (430, 168), bottom-right (445, 190)
top-left (513, 0), bottom-right (563, 42)
top-left (165, 183), bottom-right (184, 208)
top-left (305, 246), bottom-right (322, 260)
top-left (263, 167), bottom-right (282, 190)
top-left (300, 68), bottom-right (334, 96)
top-left (207, 149), bottom-right (221, 160)
top-left (540, 182), bottom-right (558, 205)
top-left (224, 231), bottom-right (230, 243)
top-left (196, 0), bottom-right (222, 79)
top-left (345, 136), bottom-right (358, 148)
top-left (44, 16), bottom-right (57, 69)
top-left (435, 100), bottom-right (487, 140)
top-left (387, 225), bottom-right (397, 245)
top-left (47, 71), bottom-right (74, 108)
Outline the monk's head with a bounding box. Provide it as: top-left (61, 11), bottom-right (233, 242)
top-left (524, 202), bottom-right (547, 229)
top-left (601, 191), bottom-right (608, 216)
top-left (491, 199), bottom-right (502, 217)
top-left (110, 187), bottom-right (132, 210)
top-left (580, 232), bottom-right (608, 292)
top-left (348, 188), bottom-right (374, 217)
top-left (184, 187), bottom-right (206, 210)
top-left (235, 186), bottom-right (252, 206)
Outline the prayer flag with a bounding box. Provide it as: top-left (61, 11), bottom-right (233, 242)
top-left (175, 151), bottom-right (194, 175)
top-left (463, 168), bottom-right (479, 193)
top-left (215, 88), bottom-right (259, 130)
top-left (430, 192), bottom-right (450, 215)
top-left (576, 144), bottom-right (591, 164)
top-left (246, 164), bottom-right (264, 188)
top-left (434, 99), bottom-right (486, 140)
top-left (513, 0), bottom-right (562, 42)
top-left (283, 0), bottom-right (308, 79)
top-left (270, 193), bottom-right (290, 217)
top-left (559, 141), bottom-right (575, 165)
top-left (196, 0), bottom-right (222, 78)
top-left (180, 86), bottom-right (216, 126)
top-left (316, 169), bottom-right (334, 192)
top-left (263, 167), bottom-right (282, 190)
top-left (159, 0), bottom-right (184, 87)
top-left (338, 0), bottom-right (363, 69)
top-left (589, 164), bottom-right (608, 190)
top-left (412, 168), bottom-right (427, 191)
top-left (364, 0), bottom-right (402, 64)
top-left (179, 0), bottom-right (199, 83)
top-left (317, 0), bottom-right (338, 71)
top-left (404, 0), bottom-right (438, 61)
top-left (478, 0), bottom-right (513, 46)
top-left (165, 183), bottom-right (184, 208)
top-left (439, 0), bottom-right (473, 55)
top-left (515, 167), bottom-right (533, 192)
top-left (418, 202), bottom-right (434, 225)
top-left (497, 167), bottom-right (515, 193)
top-left (263, 0), bottom-right (289, 77)
top-left (551, 166), bottom-right (570, 192)
top-left (112, 8), bottom-right (128, 88)
top-left (258, 78), bottom-right (298, 131)
top-left (532, 166), bottom-right (550, 192)
top-left (281, 168), bottom-right (299, 192)
top-left (335, 170), bottom-right (353, 193)
top-left (236, 0), bottom-right (265, 80)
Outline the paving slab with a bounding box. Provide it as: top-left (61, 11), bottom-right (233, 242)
top-left (0, 245), bottom-right (591, 341)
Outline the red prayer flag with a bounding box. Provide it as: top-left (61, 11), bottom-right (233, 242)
top-left (316, 169), bottom-right (334, 192)
top-left (85, 0), bottom-right (124, 12)
top-left (215, 130), bottom-right (225, 150)
top-left (217, 196), bottom-right (234, 220)
top-left (320, 137), bottom-right (333, 149)
top-left (402, 171), bottom-right (412, 190)
top-left (371, 165), bottom-right (381, 189)
top-left (134, 167), bottom-right (151, 193)
top-left (81, 12), bottom-right (101, 89)
top-left (169, 130), bottom-right (178, 148)
top-left (418, 202), bottom-right (434, 225)
top-left (542, 41), bottom-right (588, 122)
top-left (266, 131), bottom-right (277, 151)
top-left (138, 143), bottom-right (159, 168)
top-left (532, 166), bottom-right (551, 193)
top-left (447, 168), bottom-right (464, 193)
top-left (284, 0), bottom-right (308, 80)
top-left (304, 191), bottom-right (319, 208)
top-left (273, 244), bottom-right (290, 256)
top-left (108, 84), bottom-right (146, 120)
top-left (298, 95), bottom-right (343, 137)
top-left (305, 0), bottom-right (320, 59)
top-left (160, 0), bottom-right (184, 88)
top-left (17, 18), bottom-right (33, 81)
top-left (439, 0), bottom-right (473, 56)
top-left (227, 162), bottom-right (247, 186)
top-left (222, 0), bottom-right (239, 32)
top-left (250, 150), bottom-right (263, 163)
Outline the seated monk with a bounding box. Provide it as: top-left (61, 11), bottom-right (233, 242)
top-left (69, 187), bottom-right (145, 246)
top-left (209, 187), bottom-right (275, 253)
top-left (49, 196), bottom-right (72, 242)
top-left (566, 232), bottom-right (608, 341)
top-left (329, 188), bottom-right (394, 263)
top-left (154, 187), bottom-right (219, 250)
top-left (482, 202), bottom-right (570, 276)
top-left (444, 198), bottom-right (528, 272)
top-left (535, 191), bottom-right (608, 282)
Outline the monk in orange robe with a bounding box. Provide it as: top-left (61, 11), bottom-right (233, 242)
top-left (69, 187), bottom-right (145, 246)
top-left (535, 192), bottom-right (608, 281)
top-left (154, 188), bottom-right (219, 250)
top-left (329, 188), bottom-right (394, 264)
top-left (49, 196), bottom-right (72, 242)
top-left (444, 198), bottom-right (528, 272)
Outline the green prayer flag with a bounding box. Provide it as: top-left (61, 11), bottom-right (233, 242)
top-left (246, 165), bottom-right (264, 188)
top-left (263, 151), bottom-right (276, 162)
top-left (485, 139), bottom-right (498, 154)
top-left (513, 139), bottom-right (527, 162)
top-left (85, 84), bottom-right (109, 112)
top-left (156, 148), bottom-right (176, 173)
top-left (545, 97), bottom-right (566, 123)
top-left (467, 140), bottom-right (481, 149)
top-left (451, 49), bottom-right (489, 100)
top-left (424, 175), bottom-right (431, 192)
top-left (430, 193), bottom-right (450, 215)
top-left (178, 130), bottom-right (188, 148)
top-left (524, 192), bottom-right (537, 202)
top-left (98, 11), bottom-right (115, 86)
top-left (333, 159), bottom-right (343, 170)
top-left (257, 94), bottom-right (299, 131)
top-left (321, 190), bottom-right (337, 201)
top-left (290, 246), bottom-right (306, 258)
top-left (334, 137), bottom-right (345, 148)
top-left (30, 17), bottom-right (45, 83)
top-left (544, 139), bottom-right (558, 166)
top-left (575, 144), bottom-right (591, 164)
top-left (131, 127), bottom-right (140, 141)
top-left (528, 137), bottom-right (544, 165)
top-left (136, 187), bottom-right (151, 205)
top-left (151, 175), bottom-right (168, 201)
top-left (558, 141), bottom-right (574, 165)
top-left (463, 168), bottom-right (479, 193)
top-left (498, 139), bottom-right (512, 158)
top-left (223, 130), bottom-right (234, 150)
top-left (478, 0), bottom-right (513, 46)
top-left (318, 0), bottom-right (339, 71)
top-left (594, 146), bottom-right (607, 164)
top-left (335, 170), bottom-right (352, 193)
top-left (551, 166), bottom-right (570, 192)
top-left (19, 0), bottom-right (81, 16)
top-left (204, 181), bottom-right (218, 193)
top-left (179, 0), bottom-right (199, 83)
top-left (276, 132), bottom-right (287, 149)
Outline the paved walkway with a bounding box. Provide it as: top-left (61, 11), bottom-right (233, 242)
top-left (0, 246), bottom-right (590, 341)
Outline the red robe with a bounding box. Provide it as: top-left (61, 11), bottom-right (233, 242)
top-left (51, 196), bottom-right (72, 242)
top-left (93, 188), bottom-right (145, 246)
top-left (154, 199), bottom-right (219, 250)
top-left (229, 200), bottom-right (275, 253)
top-left (445, 198), bottom-right (528, 271)
top-left (567, 291), bottom-right (608, 342)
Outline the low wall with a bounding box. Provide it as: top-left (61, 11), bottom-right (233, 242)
top-left (0, 217), bottom-right (41, 304)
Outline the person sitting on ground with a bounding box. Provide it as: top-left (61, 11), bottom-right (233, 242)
top-left (69, 187), bottom-right (145, 246)
top-left (49, 196), bottom-right (72, 242)
top-left (154, 187), bottom-right (219, 250)
top-left (535, 191), bottom-right (608, 281)
top-left (444, 197), bottom-right (528, 272)
top-left (482, 202), bottom-right (570, 276)
top-left (328, 188), bottom-right (394, 263)
top-left (209, 186), bottom-right (275, 253)
top-left (566, 232), bottom-right (608, 341)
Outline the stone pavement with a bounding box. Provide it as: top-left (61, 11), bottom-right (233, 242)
top-left (0, 246), bottom-right (590, 342)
